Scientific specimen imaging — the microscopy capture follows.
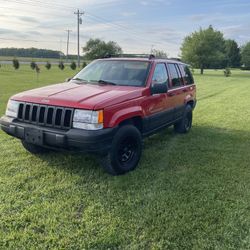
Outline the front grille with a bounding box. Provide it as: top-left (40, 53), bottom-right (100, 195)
top-left (17, 103), bottom-right (73, 130)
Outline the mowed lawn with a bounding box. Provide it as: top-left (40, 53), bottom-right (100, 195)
top-left (0, 65), bottom-right (250, 249)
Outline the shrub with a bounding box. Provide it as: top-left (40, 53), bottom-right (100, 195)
top-left (13, 59), bottom-right (20, 70)
top-left (70, 61), bottom-right (77, 70)
top-left (240, 66), bottom-right (250, 71)
top-left (35, 64), bottom-right (40, 74)
top-left (58, 61), bottom-right (64, 70)
top-left (30, 61), bottom-right (36, 70)
top-left (45, 61), bottom-right (51, 70)
top-left (224, 68), bottom-right (231, 77)
top-left (82, 62), bottom-right (87, 68)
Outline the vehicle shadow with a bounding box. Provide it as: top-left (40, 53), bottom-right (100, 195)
top-left (36, 124), bottom-right (250, 183)
top-left (34, 125), bottom-right (250, 242)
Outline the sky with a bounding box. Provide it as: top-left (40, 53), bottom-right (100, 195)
top-left (0, 0), bottom-right (250, 57)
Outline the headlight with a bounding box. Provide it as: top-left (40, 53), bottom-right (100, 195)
top-left (73, 109), bottom-right (103, 130)
top-left (6, 100), bottom-right (20, 118)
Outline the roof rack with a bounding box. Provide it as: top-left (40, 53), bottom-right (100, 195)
top-left (100, 54), bottom-right (176, 60)
top-left (169, 57), bottom-right (182, 62)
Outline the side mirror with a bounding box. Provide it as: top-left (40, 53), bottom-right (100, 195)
top-left (65, 77), bottom-right (72, 82)
top-left (151, 84), bottom-right (168, 95)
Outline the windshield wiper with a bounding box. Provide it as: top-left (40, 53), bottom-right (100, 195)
top-left (98, 80), bottom-right (117, 85)
top-left (72, 78), bottom-right (88, 82)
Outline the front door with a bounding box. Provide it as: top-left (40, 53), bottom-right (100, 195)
top-left (144, 63), bottom-right (172, 131)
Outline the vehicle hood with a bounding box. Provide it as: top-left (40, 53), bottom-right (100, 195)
top-left (12, 81), bottom-right (145, 110)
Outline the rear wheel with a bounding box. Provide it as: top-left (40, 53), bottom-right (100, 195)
top-left (174, 105), bottom-right (193, 133)
top-left (101, 125), bottom-right (142, 175)
top-left (21, 140), bottom-right (49, 154)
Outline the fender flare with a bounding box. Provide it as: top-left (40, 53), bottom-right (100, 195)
top-left (108, 106), bottom-right (143, 127)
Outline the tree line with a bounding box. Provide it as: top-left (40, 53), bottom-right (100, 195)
top-left (1, 26), bottom-right (250, 75)
top-left (0, 48), bottom-right (63, 59)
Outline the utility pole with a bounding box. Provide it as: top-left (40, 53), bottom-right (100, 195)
top-left (74, 9), bottom-right (84, 68)
top-left (66, 29), bottom-right (72, 62)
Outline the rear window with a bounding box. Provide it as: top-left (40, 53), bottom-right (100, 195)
top-left (179, 64), bottom-right (194, 85)
top-left (168, 63), bottom-right (182, 88)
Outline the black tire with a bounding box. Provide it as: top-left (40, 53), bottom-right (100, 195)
top-left (101, 125), bottom-right (142, 175)
top-left (21, 140), bottom-right (49, 154)
top-left (174, 105), bottom-right (193, 133)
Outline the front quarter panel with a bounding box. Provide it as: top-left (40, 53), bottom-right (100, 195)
top-left (104, 104), bottom-right (144, 128)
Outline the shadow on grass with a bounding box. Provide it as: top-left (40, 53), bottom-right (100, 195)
top-left (36, 125), bottom-right (250, 182)
top-left (195, 71), bottom-right (250, 78)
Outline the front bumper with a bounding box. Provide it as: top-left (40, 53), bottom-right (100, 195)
top-left (0, 116), bottom-right (117, 154)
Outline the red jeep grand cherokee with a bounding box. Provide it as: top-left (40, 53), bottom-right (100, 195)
top-left (0, 57), bottom-right (196, 175)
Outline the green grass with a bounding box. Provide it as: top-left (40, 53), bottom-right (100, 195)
top-left (0, 66), bottom-right (250, 249)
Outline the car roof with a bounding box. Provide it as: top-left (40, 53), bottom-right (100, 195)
top-left (97, 57), bottom-right (187, 65)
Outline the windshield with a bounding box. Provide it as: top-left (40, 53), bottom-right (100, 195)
top-left (72, 60), bottom-right (150, 87)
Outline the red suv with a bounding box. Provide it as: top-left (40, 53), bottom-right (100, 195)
top-left (0, 57), bottom-right (196, 175)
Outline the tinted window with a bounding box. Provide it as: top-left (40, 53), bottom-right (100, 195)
top-left (168, 63), bottom-right (182, 88)
top-left (152, 63), bottom-right (169, 85)
top-left (179, 65), bottom-right (194, 85)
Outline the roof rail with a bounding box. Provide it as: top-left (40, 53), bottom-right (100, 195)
top-left (169, 57), bottom-right (182, 62)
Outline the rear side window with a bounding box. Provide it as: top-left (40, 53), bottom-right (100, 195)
top-left (152, 63), bottom-right (169, 85)
top-left (168, 63), bottom-right (182, 88)
top-left (179, 64), bottom-right (194, 85)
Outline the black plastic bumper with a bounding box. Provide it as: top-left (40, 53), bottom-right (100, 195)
top-left (0, 116), bottom-right (117, 154)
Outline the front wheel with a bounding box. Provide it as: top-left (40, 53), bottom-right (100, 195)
top-left (100, 125), bottom-right (142, 175)
top-left (174, 105), bottom-right (193, 133)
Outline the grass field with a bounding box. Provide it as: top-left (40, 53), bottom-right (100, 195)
top-left (0, 66), bottom-right (250, 249)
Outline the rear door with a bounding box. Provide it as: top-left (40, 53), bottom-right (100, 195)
top-left (178, 64), bottom-right (196, 101)
top-left (166, 63), bottom-right (186, 121)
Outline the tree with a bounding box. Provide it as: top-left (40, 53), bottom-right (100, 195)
top-left (13, 58), bottom-right (20, 70)
top-left (45, 61), bottom-right (51, 70)
top-left (241, 42), bottom-right (250, 68)
top-left (82, 62), bottom-right (87, 68)
top-left (224, 67), bottom-right (231, 77)
top-left (225, 39), bottom-right (241, 67)
top-left (30, 61), bottom-right (36, 70)
top-left (151, 49), bottom-right (168, 58)
top-left (70, 61), bottom-right (77, 70)
top-left (58, 61), bottom-right (64, 70)
top-left (181, 25), bottom-right (226, 74)
top-left (83, 38), bottom-right (122, 60)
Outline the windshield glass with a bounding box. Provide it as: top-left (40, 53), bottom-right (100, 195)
top-left (72, 60), bottom-right (150, 87)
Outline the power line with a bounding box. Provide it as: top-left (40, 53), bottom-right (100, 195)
top-left (0, 37), bottom-right (72, 44)
top-left (1, 0), bottom-right (170, 55)
top-left (2, 0), bottom-right (165, 47)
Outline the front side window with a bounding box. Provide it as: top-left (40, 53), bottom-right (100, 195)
top-left (152, 63), bottom-right (169, 85)
top-left (168, 63), bottom-right (182, 88)
top-left (72, 60), bottom-right (150, 87)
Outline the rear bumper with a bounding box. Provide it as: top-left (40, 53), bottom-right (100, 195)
top-left (0, 116), bottom-right (117, 154)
